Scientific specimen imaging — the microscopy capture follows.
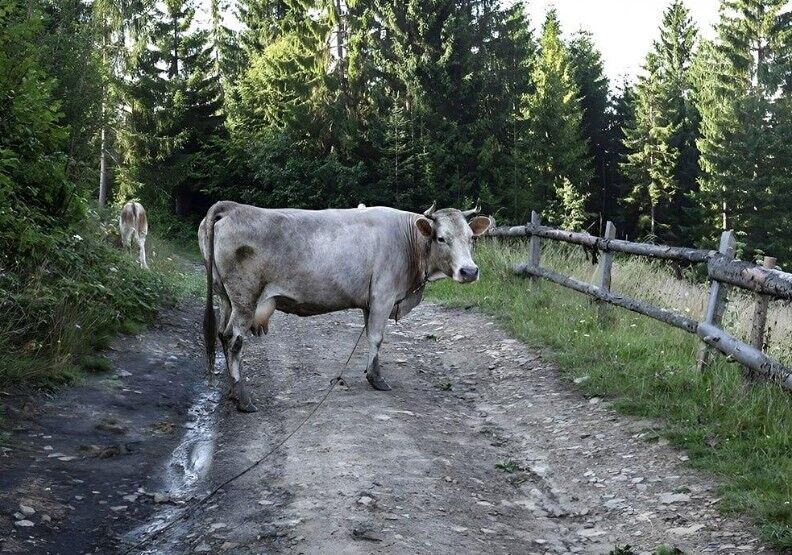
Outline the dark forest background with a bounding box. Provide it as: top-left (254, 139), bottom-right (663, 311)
top-left (3, 0), bottom-right (792, 267)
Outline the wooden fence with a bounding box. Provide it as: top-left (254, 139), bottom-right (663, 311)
top-left (487, 211), bottom-right (792, 392)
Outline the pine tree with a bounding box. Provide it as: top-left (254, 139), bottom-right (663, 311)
top-left (622, 0), bottom-right (699, 243)
top-left (119, 0), bottom-right (223, 214)
top-left (568, 31), bottom-right (610, 232)
top-left (605, 80), bottom-right (637, 235)
top-left (523, 9), bottom-right (591, 229)
top-left (209, 0), bottom-right (243, 84)
top-left (622, 53), bottom-right (679, 239)
top-left (657, 0), bottom-right (700, 244)
top-left (696, 0), bottom-right (792, 260)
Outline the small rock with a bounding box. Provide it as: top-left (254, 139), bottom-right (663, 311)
top-left (578, 528), bottom-right (606, 538)
top-left (110, 505), bottom-right (127, 511)
top-left (659, 493), bottom-right (690, 504)
top-left (96, 419), bottom-right (128, 434)
top-left (153, 493), bottom-right (171, 504)
top-left (589, 397), bottom-right (601, 405)
top-left (357, 496), bottom-right (374, 506)
top-left (452, 526), bottom-right (468, 533)
top-left (374, 414), bottom-right (390, 421)
top-left (19, 505), bottom-right (35, 516)
top-left (220, 542), bottom-right (238, 551)
top-left (42, 514), bottom-right (52, 523)
top-left (209, 522), bottom-right (227, 532)
top-left (123, 494), bottom-right (139, 503)
top-left (15, 520), bottom-right (34, 527)
top-left (573, 376), bottom-right (589, 385)
top-left (480, 528), bottom-right (497, 535)
top-left (194, 543), bottom-right (211, 553)
top-left (118, 370), bottom-right (133, 378)
top-left (351, 527), bottom-right (383, 542)
top-left (668, 523), bottom-right (705, 536)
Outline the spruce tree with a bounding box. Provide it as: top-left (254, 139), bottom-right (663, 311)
top-left (523, 9), bottom-right (591, 229)
top-left (568, 31), bottom-right (610, 231)
top-left (622, 0), bottom-right (698, 243)
top-left (622, 53), bottom-right (679, 239)
top-left (696, 0), bottom-right (792, 260)
top-left (120, 0), bottom-right (223, 214)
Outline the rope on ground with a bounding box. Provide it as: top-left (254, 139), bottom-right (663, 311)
top-left (120, 325), bottom-right (367, 554)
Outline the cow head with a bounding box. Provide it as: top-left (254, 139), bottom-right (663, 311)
top-left (416, 204), bottom-right (492, 283)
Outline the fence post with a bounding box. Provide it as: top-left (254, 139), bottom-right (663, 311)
top-left (745, 255), bottom-right (776, 380)
top-left (596, 221), bottom-right (617, 323)
top-left (529, 210), bottom-right (541, 283)
top-left (696, 230), bottom-right (736, 371)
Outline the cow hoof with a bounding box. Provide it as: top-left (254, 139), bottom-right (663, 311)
top-left (366, 374), bottom-right (392, 391)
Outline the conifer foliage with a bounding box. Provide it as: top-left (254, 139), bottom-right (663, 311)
top-left (3, 0), bottom-right (792, 266)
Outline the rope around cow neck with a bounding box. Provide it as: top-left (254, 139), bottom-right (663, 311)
top-left (120, 324), bottom-right (367, 554)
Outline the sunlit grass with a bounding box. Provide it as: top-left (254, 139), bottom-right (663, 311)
top-left (427, 239), bottom-right (792, 548)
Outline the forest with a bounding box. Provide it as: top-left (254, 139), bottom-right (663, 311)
top-left (3, 2), bottom-right (792, 549)
top-left (2, 0), bottom-right (792, 262)
top-left (2, 0), bottom-right (792, 377)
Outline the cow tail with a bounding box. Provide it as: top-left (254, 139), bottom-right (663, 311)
top-left (203, 202), bottom-right (223, 375)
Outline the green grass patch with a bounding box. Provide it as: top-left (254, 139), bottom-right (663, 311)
top-left (80, 354), bottom-right (113, 373)
top-left (428, 240), bottom-right (792, 549)
top-left (0, 206), bottom-right (201, 389)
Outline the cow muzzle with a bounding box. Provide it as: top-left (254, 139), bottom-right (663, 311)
top-left (457, 266), bottom-right (479, 283)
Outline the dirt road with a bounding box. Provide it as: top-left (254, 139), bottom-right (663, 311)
top-left (1, 300), bottom-right (773, 554)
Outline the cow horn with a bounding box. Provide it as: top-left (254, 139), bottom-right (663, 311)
top-left (461, 204), bottom-right (481, 218)
top-left (423, 202), bottom-right (436, 217)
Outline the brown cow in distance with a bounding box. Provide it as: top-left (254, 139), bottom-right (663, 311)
top-left (119, 201), bottom-right (149, 269)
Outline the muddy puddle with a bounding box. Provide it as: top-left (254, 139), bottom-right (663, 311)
top-left (122, 362), bottom-right (223, 552)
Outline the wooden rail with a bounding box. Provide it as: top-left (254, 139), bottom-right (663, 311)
top-left (488, 224), bottom-right (716, 263)
top-left (491, 212), bottom-right (792, 392)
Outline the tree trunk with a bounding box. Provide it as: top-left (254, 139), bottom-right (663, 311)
top-left (98, 18), bottom-right (109, 208)
top-left (650, 202), bottom-right (656, 237)
top-left (98, 121), bottom-right (108, 207)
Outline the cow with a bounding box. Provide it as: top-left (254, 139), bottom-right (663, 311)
top-left (199, 201), bottom-right (492, 412)
top-left (119, 201), bottom-right (149, 269)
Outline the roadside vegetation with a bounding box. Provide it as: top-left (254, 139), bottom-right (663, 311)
top-left (428, 239), bottom-right (792, 548)
top-left (0, 207), bottom-right (201, 388)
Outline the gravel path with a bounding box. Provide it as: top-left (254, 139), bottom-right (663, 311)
top-left (0, 300), bottom-right (773, 554)
top-left (153, 302), bottom-right (770, 555)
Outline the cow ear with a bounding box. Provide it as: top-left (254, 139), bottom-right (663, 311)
top-left (416, 217), bottom-right (433, 237)
top-left (469, 216), bottom-right (492, 236)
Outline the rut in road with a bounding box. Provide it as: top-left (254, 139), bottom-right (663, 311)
top-left (147, 302), bottom-right (769, 555)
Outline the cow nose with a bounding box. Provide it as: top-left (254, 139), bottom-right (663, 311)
top-left (460, 266), bottom-right (479, 281)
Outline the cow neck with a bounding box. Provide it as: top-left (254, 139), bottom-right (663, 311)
top-left (406, 217), bottom-right (432, 296)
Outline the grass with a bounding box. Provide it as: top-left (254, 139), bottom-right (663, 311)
top-left (0, 207), bottom-right (202, 389)
top-left (427, 239), bottom-right (792, 549)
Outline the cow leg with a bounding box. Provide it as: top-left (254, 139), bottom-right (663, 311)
top-left (365, 299), bottom-right (392, 391)
top-left (224, 309), bottom-right (258, 413)
top-left (216, 294), bottom-right (231, 377)
top-left (138, 233), bottom-right (148, 269)
top-left (121, 228), bottom-right (133, 251)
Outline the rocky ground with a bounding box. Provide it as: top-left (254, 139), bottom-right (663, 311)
top-left (0, 300), bottom-right (774, 554)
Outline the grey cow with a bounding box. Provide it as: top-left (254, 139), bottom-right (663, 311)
top-left (199, 201), bottom-right (492, 412)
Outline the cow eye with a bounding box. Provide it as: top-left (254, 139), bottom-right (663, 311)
top-left (437, 236), bottom-right (446, 244)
